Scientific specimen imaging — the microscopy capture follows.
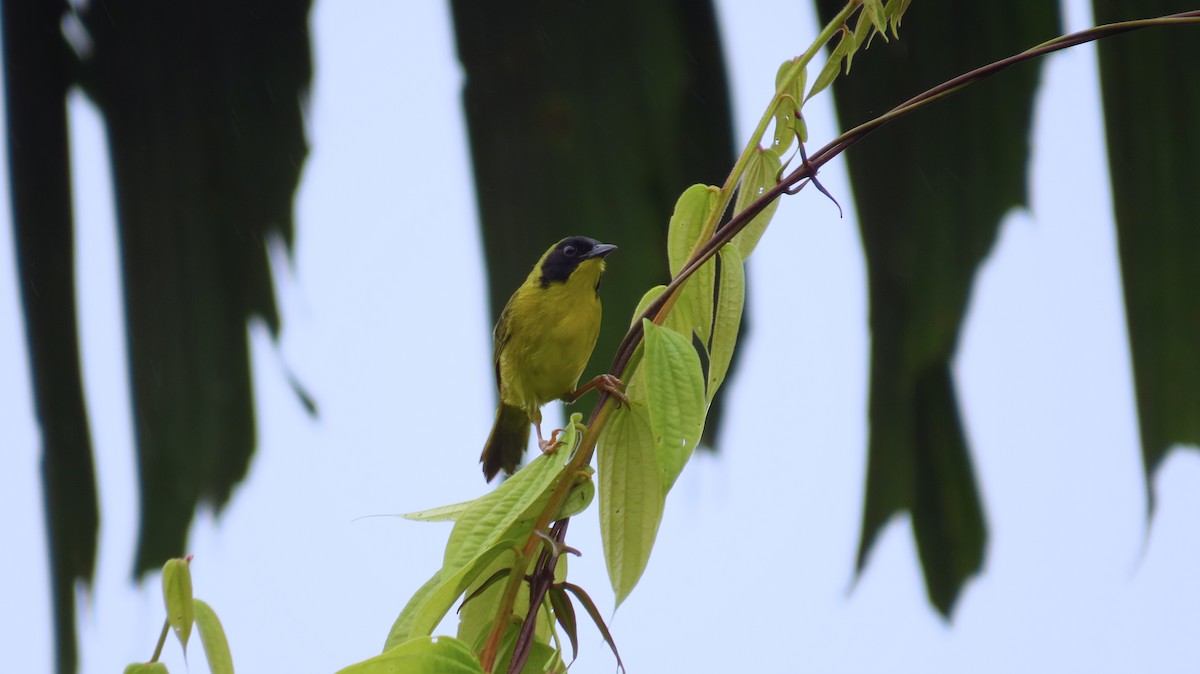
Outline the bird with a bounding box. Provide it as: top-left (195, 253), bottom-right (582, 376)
top-left (480, 235), bottom-right (623, 481)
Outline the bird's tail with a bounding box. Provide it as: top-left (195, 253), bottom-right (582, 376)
top-left (481, 403), bottom-right (530, 481)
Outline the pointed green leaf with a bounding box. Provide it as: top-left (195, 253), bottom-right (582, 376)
top-left (849, 6), bottom-right (888, 72)
top-left (643, 320), bottom-right (706, 492)
top-left (598, 400), bottom-right (663, 608)
top-left (385, 543), bottom-right (509, 650)
top-left (708, 245), bottom-right (746, 402)
top-left (193, 599), bottom-right (233, 674)
top-left (805, 35), bottom-right (845, 102)
top-left (774, 57), bottom-right (806, 106)
top-left (731, 147), bottom-right (782, 259)
top-left (772, 98), bottom-right (797, 154)
top-left (630, 285), bottom-right (667, 328)
top-left (401, 500), bottom-right (475, 523)
top-left (666, 184), bottom-right (719, 277)
top-left (456, 551), bottom-right (520, 652)
top-left (405, 408), bottom-right (578, 647)
top-left (1094, 0), bottom-right (1200, 505)
top-left (458, 568), bottom-right (511, 618)
top-left (883, 0), bottom-right (912, 37)
top-left (339, 636), bottom-right (484, 674)
top-left (814, 0), bottom-right (1057, 617)
top-left (772, 58), bottom-right (805, 155)
top-left (123, 664), bottom-right (169, 674)
top-left (555, 469), bottom-right (596, 520)
top-left (843, 24), bottom-right (860, 74)
top-left (490, 618), bottom-right (558, 674)
top-left (864, 0), bottom-right (887, 37)
top-left (444, 417), bottom-right (577, 572)
top-left (161, 558), bottom-right (193, 653)
top-left (384, 569), bottom-right (443, 651)
top-left (667, 256), bottom-right (716, 346)
top-left (491, 624), bottom-right (521, 674)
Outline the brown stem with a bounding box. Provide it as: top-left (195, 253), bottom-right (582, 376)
top-left (507, 520), bottom-right (569, 674)
top-left (487, 10), bottom-right (1200, 671)
top-left (605, 11), bottom-right (1200, 387)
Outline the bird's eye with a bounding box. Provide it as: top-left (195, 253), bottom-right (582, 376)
top-left (563, 245), bottom-right (577, 256)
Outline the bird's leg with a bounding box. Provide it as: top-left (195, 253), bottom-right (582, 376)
top-left (562, 373), bottom-right (629, 407)
top-left (532, 409), bottom-right (561, 454)
top-left (538, 427), bottom-right (563, 454)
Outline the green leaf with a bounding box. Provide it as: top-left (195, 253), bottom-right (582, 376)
top-left (731, 147), bottom-right (782, 259)
top-left (491, 624), bottom-right (521, 674)
top-left (668, 255), bottom-right (717, 346)
top-left (842, 23), bottom-right (861, 74)
top-left (864, 0), bottom-right (887, 37)
top-left (404, 414), bottom-right (582, 647)
top-left (846, 10), bottom-right (876, 73)
top-left (490, 618), bottom-right (559, 674)
top-left (123, 664), bottom-right (169, 674)
top-left (1093, 0), bottom-right (1200, 506)
top-left (598, 400), bottom-right (663, 608)
top-left (338, 636), bottom-right (484, 674)
top-left (555, 468), bottom-right (596, 520)
top-left (161, 558), bottom-right (193, 653)
top-left (384, 570), bottom-right (443, 650)
top-left (385, 544), bottom-right (508, 650)
top-left (443, 418), bottom-right (576, 573)
top-left (771, 59), bottom-right (806, 153)
top-left (805, 32), bottom-right (846, 102)
top-left (643, 320), bottom-right (706, 492)
top-left (456, 552), bottom-right (520, 652)
top-left (813, 0), bottom-right (1059, 616)
top-left (771, 98), bottom-right (796, 155)
top-left (708, 245), bottom-right (746, 402)
top-left (459, 569), bottom-right (512, 618)
top-left (193, 599), bottom-right (233, 674)
top-left (883, 0), bottom-right (913, 36)
top-left (401, 500), bottom-right (475, 523)
top-left (630, 285), bottom-right (667, 328)
top-left (774, 58), bottom-right (806, 108)
top-left (666, 184), bottom-right (719, 277)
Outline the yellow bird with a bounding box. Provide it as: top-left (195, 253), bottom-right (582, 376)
top-left (481, 236), bottom-right (621, 481)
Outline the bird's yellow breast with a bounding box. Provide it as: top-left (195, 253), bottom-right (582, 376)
top-left (497, 258), bottom-right (604, 415)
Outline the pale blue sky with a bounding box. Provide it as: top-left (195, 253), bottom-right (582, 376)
top-left (2, 1), bottom-right (1198, 673)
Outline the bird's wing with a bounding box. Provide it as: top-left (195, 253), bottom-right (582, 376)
top-left (492, 301), bottom-right (512, 392)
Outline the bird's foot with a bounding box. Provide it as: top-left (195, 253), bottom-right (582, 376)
top-left (539, 429), bottom-right (564, 454)
top-left (592, 373), bottom-right (630, 407)
top-left (563, 373), bottom-right (630, 407)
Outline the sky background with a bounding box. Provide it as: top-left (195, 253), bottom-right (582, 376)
top-left (2, 1), bottom-right (1198, 672)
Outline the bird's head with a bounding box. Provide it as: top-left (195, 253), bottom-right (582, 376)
top-left (538, 236), bottom-right (616, 289)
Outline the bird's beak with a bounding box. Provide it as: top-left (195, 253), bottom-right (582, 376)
top-left (584, 243), bottom-right (617, 259)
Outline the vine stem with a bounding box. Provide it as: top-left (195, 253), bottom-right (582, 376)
top-left (476, 10), bottom-right (1200, 673)
top-left (478, 407), bottom-right (616, 672)
top-left (697, 0), bottom-right (862, 246)
top-left (150, 618), bottom-right (170, 663)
